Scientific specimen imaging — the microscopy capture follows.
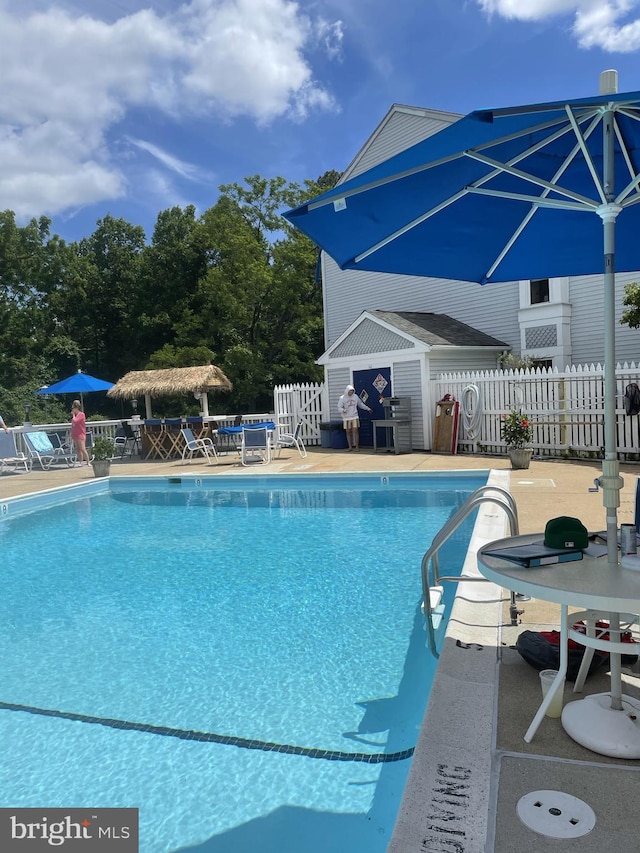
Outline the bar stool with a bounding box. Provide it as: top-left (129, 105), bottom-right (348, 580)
top-left (163, 418), bottom-right (184, 458)
top-left (143, 419), bottom-right (165, 459)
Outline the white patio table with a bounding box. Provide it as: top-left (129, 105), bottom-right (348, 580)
top-left (478, 533), bottom-right (640, 758)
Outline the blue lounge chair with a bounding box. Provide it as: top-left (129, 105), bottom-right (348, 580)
top-left (0, 431), bottom-right (31, 475)
top-left (24, 431), bottom-right (76, 469)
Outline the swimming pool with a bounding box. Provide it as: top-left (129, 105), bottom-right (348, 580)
top-left (0, 472), bottom-right (487, 852)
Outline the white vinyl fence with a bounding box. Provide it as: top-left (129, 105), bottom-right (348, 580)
top-left (273, 383), bottom-right (325, 446)
top-left (435, 363), bottom-right (640, 460)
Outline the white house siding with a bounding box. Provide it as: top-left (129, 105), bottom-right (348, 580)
top-left (390, 359), bottom-right (425, 449)
top-left (323, 254), bottom-right (521, 353)
top-left (569, 271), bottom-right (640, 366)
top-left (427, 350), bottom-right (504, 378)
top-left (343, 105), bottom-right (461, 181)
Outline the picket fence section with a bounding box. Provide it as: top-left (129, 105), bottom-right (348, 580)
top-left (273, 383), bottom-right (325, 446)
top-left (435, 363), bottom-right (640, 459)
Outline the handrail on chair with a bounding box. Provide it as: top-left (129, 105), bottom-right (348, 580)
top-left (421, 485), bottom-right (520, 658)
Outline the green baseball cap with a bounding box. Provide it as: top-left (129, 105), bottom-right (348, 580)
top-left (544, 516), bottom-right (589, 550)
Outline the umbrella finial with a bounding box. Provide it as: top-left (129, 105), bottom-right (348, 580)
top-left (600, 69), bottom-right (618, 95)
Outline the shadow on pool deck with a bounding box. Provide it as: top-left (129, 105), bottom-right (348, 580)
top-left (2, 447), bottom-right (640, 852)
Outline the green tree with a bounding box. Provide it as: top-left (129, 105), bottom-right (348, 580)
top-left (184, 176), bottom-right (325, 412)
top-left (621, 281), bottom-right (640, 329)
top-left (0, 212), bottom-right (73, 422)
top-left (134, 205), bottom-right (208, 364)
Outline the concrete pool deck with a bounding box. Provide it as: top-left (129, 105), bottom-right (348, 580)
top-left (2, 447), bottom-right (639, 852)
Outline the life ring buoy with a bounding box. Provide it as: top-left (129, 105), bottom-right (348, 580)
top-left (461, 384), bottom-right (483, 439)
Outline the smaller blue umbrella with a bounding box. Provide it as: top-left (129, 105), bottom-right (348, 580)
top-left (36, 371), bottom-right (114, 395)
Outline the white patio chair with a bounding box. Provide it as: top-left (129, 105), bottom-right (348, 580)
top-left (276, 421), bottom-right (307, 458)
top-left (180, 427), bottom-right (218, 465)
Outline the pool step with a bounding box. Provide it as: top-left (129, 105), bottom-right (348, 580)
top-left (422, 585), bottom-right (445, 633)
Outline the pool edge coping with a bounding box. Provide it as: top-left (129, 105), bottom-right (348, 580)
top-left (388, 469), bottom-right (509, 853)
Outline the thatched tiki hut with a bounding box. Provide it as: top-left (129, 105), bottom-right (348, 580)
top-left (107, 365), bottom-right (233, 418)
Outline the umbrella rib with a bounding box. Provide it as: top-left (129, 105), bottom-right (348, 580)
top-left (468, 187), bottom-right (593, 211)
top-left (565, 105), bottom-right (606, 204)
top-left (621, 193), bottom-right (640, 209)
top-left (465, 150), bottom-right (599, 207)
top-left (306, 153), bottom-right (464, 212)
top-left (353, 189), bottom-right (469, 265)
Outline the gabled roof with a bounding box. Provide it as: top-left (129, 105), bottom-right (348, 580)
top-left (371, 310), bottom-right (508, 348)
top-left (318, 309), bottom-right (508, 364)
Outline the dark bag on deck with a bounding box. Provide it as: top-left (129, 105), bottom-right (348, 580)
top-left (515, 620), bottom-right (638, 681)
top-left (515, 629), bottom-right (608, 681)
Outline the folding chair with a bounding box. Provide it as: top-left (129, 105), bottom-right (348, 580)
top-left (115, 422), bottom-right (141, 457)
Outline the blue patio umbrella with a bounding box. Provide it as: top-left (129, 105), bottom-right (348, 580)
top-left (36, 371), bottom-right (114, 395)
top-left (36, 370), bottom-right (114, 408)
top-left (285, 72), bottom-right (640, 738)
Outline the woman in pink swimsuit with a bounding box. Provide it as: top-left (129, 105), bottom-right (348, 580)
top-left (70, 400), bottom-right (90, 465)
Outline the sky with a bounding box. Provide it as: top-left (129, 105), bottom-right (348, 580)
top-left (2, 0), bottom-right (640, 244)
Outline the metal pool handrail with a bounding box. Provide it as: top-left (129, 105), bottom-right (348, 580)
top-left (421, 485), bottom-right (520, 658)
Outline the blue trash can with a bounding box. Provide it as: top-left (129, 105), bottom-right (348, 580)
top-left (320, 420), bottom-right (348, 449)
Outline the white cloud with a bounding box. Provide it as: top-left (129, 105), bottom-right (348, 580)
top-left (315, 18), bottom-right (344, 60)
top-left (125, 137), bottom-right (207, 181)
top-left (0, 0), bottom-right (340, 221)
top-left (476, 1), bottom-right (640, 52)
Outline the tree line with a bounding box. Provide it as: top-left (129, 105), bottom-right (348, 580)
top-left (0, 172), bottom-right (339, 426)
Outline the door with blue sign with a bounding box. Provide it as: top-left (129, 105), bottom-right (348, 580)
top-left (353, 368), bottom-right (391, 447)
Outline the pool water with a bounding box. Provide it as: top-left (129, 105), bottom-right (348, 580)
top-left (0, 473), bottom-right (485, 852)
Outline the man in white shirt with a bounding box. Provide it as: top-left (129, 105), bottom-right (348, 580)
top-left (337, 385), bottom-right (372, 451)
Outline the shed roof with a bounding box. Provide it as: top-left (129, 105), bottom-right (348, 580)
top-left (107, 365), bottom-right (233, 400)
top-left (371, 310), bottom-right (508, 348)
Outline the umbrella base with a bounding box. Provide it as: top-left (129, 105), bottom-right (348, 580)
top-left (562, 692), bottom-right (640, 757)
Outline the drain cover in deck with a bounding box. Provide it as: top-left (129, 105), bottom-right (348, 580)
top-left (517, 790), bottom-right (595, 838)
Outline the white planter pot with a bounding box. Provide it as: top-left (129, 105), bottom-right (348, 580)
top-left (92, 459), bottom-right (112, 477)
top-left (508, 448), bottom-right (532, 470)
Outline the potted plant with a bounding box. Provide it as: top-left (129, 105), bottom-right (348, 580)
top-left (91, 436), bottom-right (115, 477)
top-left (500, 409), bottom-right (533, 469)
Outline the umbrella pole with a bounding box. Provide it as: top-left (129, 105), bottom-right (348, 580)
top-left (600, 107), bottom-right (624, 711)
